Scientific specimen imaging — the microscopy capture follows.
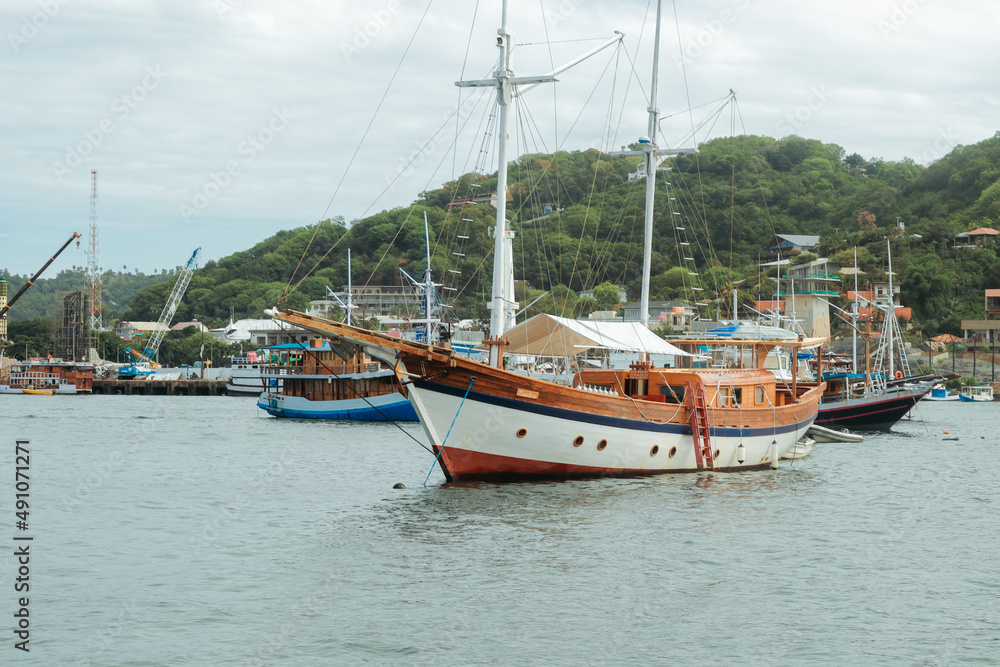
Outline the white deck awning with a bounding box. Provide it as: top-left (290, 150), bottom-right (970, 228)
top-left (501, 314), bottom-right (696, 357)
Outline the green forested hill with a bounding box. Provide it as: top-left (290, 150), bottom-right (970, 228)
top-left (1, 267), bottom-right (178, 321)
top-left (16, 131), bottom-right (1000, 337)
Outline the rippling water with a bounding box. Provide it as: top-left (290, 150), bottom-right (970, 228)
top-left (2, 396), bottom-right (998, 665)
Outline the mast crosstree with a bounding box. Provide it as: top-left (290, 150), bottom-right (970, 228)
top-left (456, 3), bottom-right (623, 364)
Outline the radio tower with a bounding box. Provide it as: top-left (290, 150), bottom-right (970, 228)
top-left (88, 169), bottom-right (102, 335)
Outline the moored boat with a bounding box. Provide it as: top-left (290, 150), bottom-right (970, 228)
top-left (226, 351), bottom-right (267, 396)
top-left (256, 341), bottom-right (416, 421)
top-left (271, 310), bottom-right (823, 480)
top-left (959, 385), bottom-right (994, 402)
top-left (806, 423), bottom-right (864, 443)
top-left (812, 372), bottom-right (930, 430)
top-left (782, 437), bottom-right (815, 460)
top-left (922, 383), bottom-right (959, 402)
top-left (0, 358), bottom-right (93, 394)
top-left (267, 0), bottom-right (824, 480)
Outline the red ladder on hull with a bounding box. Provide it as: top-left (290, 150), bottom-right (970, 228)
top-left (685, 381), bottom-right (714, 470)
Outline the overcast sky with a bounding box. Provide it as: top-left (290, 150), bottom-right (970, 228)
top-left (2, 0), bottom-right (998, 277)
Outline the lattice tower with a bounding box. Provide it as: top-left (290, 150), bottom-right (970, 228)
top-left (88, 170), bottom-right (102, 334)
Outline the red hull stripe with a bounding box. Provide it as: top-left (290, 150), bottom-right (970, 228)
top-left (436, 445), bottom-right (770, 482)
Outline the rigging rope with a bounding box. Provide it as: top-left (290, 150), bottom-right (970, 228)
top-left (422, 377), bottom-right (476, 486)
top-left (280, 0), bottom-right (436, 307)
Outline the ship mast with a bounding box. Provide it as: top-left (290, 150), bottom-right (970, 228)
top-left (610, 0), bottom-right (694, 331)
top-left (640, 0), bottom-right (663, 329)
top-left (346, 249), bottom-right (352, 326)
top-left (423, 212), bottom-right (434, 344)
top-left (457, 0), bottom-right (622, 366)
top-left (886, 239), bottom-right (895, 379)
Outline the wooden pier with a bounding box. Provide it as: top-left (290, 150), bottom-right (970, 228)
top-left (92, 379), bottom-right (228, 395)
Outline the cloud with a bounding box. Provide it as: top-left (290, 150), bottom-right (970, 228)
top-left (1, 0), bottom-right (998, 276)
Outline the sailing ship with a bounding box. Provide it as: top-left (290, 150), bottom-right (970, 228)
top-left (808, 243), bottom-right (932, 429)
top-left (268, 0), bottom-right (823, 480)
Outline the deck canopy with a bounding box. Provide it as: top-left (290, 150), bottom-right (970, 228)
top-left (502, 313), bottom-right (696, 357)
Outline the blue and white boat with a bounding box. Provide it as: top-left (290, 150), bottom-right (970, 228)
top-left (923, 383), bottom-right (959, 402)
top-left (959, 385), bottom-right (994, 402)
top-left (255, 341), bottom-right (417, 421)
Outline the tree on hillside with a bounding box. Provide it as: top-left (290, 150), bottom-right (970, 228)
top-left (592, 282), bottom-right (622, 309)
top-left (857, 210), bottom-right (877, 231)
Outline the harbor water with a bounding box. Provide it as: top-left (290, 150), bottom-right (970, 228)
top-left (2, 396), bottom-right (998, 665)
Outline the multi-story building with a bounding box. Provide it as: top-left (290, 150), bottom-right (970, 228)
top-left (326, 285), bottom-right (424, 319)
top-left (960, 289), bottom-right (1000, 350)
top-left (620, 300), bottom-right (697, 331)
top-left (776, 257), bottom-right (840, 339)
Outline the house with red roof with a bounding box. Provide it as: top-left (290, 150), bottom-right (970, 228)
top-left (955, 227), bottom-right (998, 249)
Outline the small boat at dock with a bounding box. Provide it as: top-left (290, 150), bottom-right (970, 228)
top-left (782, 437), bottom-right (815, 460)
top-left (959, 385), bottom-right (994, 402)
top-left (923, 384), bottom-right (959, 402)
top-left (806, 423), bottom-right (864, 443)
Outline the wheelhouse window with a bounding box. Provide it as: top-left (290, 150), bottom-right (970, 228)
top-left (659, 385), bottom-right (686, 403)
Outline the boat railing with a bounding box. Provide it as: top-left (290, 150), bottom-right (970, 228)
top-left (9, 371), bottom-right (68, 383)
top-left (260, 362), bottom-right (381, 376)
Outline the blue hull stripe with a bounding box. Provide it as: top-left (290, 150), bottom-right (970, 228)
top-left (414, 380), bottom-right (813, 437)
top-left (257, 400), bottom-right (417, 421)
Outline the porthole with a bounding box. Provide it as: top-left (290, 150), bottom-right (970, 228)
top-left (668, 446), bottom-right (677, 458)
top-left (713, 449), bottom-right (721, 459)
top-left (597, 439), bottom-right (607, 451)
top-left (516, 428), bottom-right (527, 438)
top-left (650, 445), bottom-right (660, 456)
top-left (573, 435), bottom-right (584, 447)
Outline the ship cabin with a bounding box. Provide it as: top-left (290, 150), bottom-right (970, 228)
top-left (260, 340), bottom-right (400, 403)
top-left (575, 335), bottom-right (825, 409)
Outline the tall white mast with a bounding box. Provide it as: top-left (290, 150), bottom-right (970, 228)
top-left (457, 0), bottom-right (621, 365)
top-left (886, 240), bottom-right (895, 379)
top-left (639, 0), bottom-right (663, 329)
top-left (460, 1), bottom-right (536, 343)
top-left (852, 246), bottom-right (858, 373)
top-left (424, 212), bottom-right (434, 344)
top-left (346, 249), bottom-right (352, 326)
top-left (610, 0), bottom-right (693, 330)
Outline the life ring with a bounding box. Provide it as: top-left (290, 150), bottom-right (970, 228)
top-left (894, 371), bottom-right (903, 380)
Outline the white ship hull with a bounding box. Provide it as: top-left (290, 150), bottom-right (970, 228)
top-left (406, 374), bottom-right (814, 478)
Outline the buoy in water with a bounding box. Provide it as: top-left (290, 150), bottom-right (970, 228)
top-left (943, 429), bottom-right (949, 434)
top-left (393, 483), bottom-right (406, 489)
